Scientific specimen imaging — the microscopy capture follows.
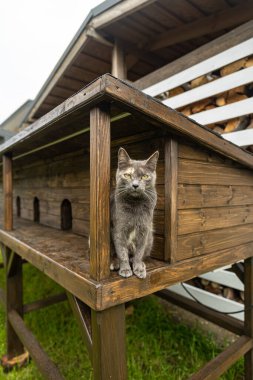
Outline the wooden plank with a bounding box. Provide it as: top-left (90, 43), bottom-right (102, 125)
top-left (178, 223), bottom-right (253, 260)
top-left (224, 129), bottom-right (253, 147)
top-left (135, 21), bottom-right (253, 90)
top-left (178, 205), bottom-right (253, 235)
top-left (104, 75), bottom-right (253, 170)
top-left (0, 228), bottom-right (97, 310)
top-left (188, 336), bottom-right (253, 380)
top-left (164, 66), bottom-right (253, 109)
top-left (164, 138), bottom-right (178, 262)
top-left (178, 184), bottom-right (253, 209)
top-left (112, 39), bottom-right (127, 79)
top-left (3, 247), bottom-right (24, 358)
top-left (156, 289), bottom-right (244, 335)
top-left (191, 97), bottom-right (253, 125)
top-left (178, 160), bottom-right (253, 186)
top-left (144, 38), bottom-right (253, 96)
top-left (8, 309), bottom-right (63, 380)
top-left (67, 293), bottom-right (92, 361)
top-left (3, 154), bottom-right (13, 231)
top-left (0, 76), bottom-right (104, 157)
top-left (92, 0), bottom-right (155, 29)
top-left (100, 242), bottom-right (253, 310)
top-left (90, 104), bottom-right (111, 281)
top-left (91, 304), bottom-right (127, 380)
top-left (23, 293), bottom-right (66, 314)
top-left (244, 257), bottom-right (253, 380)
top-left (149, 1), bottom-right (253, 51)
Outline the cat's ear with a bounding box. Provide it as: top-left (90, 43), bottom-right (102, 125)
top-left (145, 151), bottom-right (159, 171)
top-left (118, 147), bottom-right (131, 169)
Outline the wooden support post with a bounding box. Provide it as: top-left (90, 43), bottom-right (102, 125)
top-left (92, 304), bottom-right (127, 380)
top-left (164, 138), bottom-right (178, 262)
top-left (67, 293), bottom-right (92, 360)
top-left (244, 257), bottom-right (253, 380)
top-left (3, 154), bottom-right (13, 231)
top-left (90, 104), bottom-right (111, 281)
top-left (112, 39), bottom-right (127, 79)
top-left (2, 153), bottom-right (24, 359)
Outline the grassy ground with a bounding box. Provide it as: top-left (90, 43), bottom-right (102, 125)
top-left (0, 263), bottom-right (244, 380)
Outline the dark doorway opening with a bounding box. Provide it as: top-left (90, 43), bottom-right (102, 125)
top-left (16, 196), bottom-right (21, 217)
top-left (61, 199), bottom-right (72, 231)
top-left (34, 197), bottom-right (40, 223)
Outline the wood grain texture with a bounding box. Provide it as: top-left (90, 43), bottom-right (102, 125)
top-left (99, 242), bottom-right (253, 310)
top-left (178, 224), bottom-right (253, 260)
top-left (112, 39), bottom-right (127, 79)
top-left (92, 304), bottom-right (127, 380)
top-left (164, 138), bottom-right (178, 262)
top-left (244, 257), bottom-right (253, 380)
top-left (178, 205), bottom-right (253, 235)
top-left (3, 154), bottom-right (13, 231)
top-left (90, 104), bottom-right (111, 281)
top-left (135, 21), bottom-right (253, 89)
top-left (2, 247), bottom-right (24, 358)
top-left (104, 75), bottom-right (253, 170)
top-left (178, 159), bottom-right (253, 186)
top-left (188, 336), bottom-right (253, 380)
top-left (178, 184), bottom-right (253, 209)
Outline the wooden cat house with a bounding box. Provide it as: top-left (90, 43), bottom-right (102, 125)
top-left (0, 74), bottom-right (253, 379)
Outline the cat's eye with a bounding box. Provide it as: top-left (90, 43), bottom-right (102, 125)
top-left (124, 173), bottom-right (131, 179)
top-left (142, 174), bottom-right (149, 180)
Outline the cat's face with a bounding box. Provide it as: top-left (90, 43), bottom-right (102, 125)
top-left (116, 147), bottom-right (159, 199)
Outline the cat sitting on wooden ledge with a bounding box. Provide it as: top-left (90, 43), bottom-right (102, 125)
top-left (110, 147), bottom-right (159, 279)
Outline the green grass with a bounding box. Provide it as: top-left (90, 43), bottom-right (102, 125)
top-left (0, 264), bottom-right (244, 379)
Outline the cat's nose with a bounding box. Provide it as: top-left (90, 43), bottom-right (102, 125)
top-left (132, 181), bottom-right (139, 189)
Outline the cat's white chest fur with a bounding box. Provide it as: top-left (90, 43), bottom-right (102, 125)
top-left (127, 229), bottom-right (136, 249)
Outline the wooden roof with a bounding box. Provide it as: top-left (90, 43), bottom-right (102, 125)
top-left (1, 74), bottom-right (252, 170)
top-left (23, 0), bottom-right (253, 124)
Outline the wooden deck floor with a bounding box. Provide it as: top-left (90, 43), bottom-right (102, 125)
top-left (0, 217), bottom-right (252, 310)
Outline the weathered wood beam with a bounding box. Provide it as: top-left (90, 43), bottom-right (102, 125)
top-left (86, 27), bottom-right (113, 48)
top-left (188, 336), bottom-right (253, 380)
top-left (91, 304), bottom-right (127, 380)
top-left (112, 39), bottom-right (127, 79)
top-left (91, 0), bottom-right (155, 29)
top-left (8, 309), bottom-right (63, 379)
top-left (135, 20), bottom-right (253, 90)
top-left (3, 154), bottom-right (13, 231)
top-left (67, 293), bottom-right (92, 360)
top-left (244, 257), bottom-right (253, 379)
top-left (156, 289), bottom-right (244, 335)
top-left (23, 293), bottom-right (67, 314)
top-left (149, 1), bottom-right (253, 51)
top-left (164, 138), bottom-right (178, 263)
top-left (90, 104), bottom-right (111, 281)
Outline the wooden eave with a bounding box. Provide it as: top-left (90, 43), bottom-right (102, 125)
top-left (24, 0), bottom-right (252, 123)
top-left (0, 74), bottom-right (252, 170)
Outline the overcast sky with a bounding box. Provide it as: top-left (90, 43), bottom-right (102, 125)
top-left (0, 0), bottom-right (103, 124)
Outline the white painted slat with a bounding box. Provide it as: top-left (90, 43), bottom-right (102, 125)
top-left (144, 38), bottom-right (253, 97)
top-left (223, 128), bottom-right (253, 146)
top-left (169, 283), bottom-right (244, 321)
top-left (200, 270), bottom-right (244, 291)
top-left (190, 97), bottom-right (253, 125)
top-left (162, 66), bottom-right (253, 109)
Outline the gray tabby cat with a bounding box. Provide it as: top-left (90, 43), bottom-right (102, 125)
top-left (110, 147), bottom-right (159, 279)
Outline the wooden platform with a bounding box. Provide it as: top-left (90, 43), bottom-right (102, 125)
top-left (1, 217), bottom-right (253, 311)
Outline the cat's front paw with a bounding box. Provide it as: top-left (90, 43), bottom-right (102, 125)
top-left (133, 262), bottom-right (146, 279)
top-left (119, 262), bottom-right (133, 278)
top-left (110, 257), bottom-right (120, 271)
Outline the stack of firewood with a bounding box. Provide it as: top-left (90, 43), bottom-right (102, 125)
top-left (157, 55), bottom-right (253, 152)
top-left (187, 277), bottom-right (244, 304)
